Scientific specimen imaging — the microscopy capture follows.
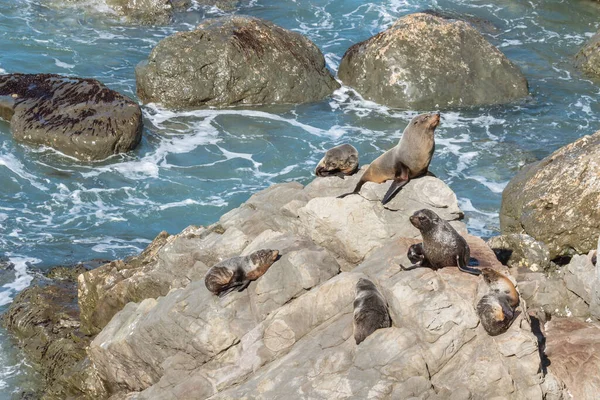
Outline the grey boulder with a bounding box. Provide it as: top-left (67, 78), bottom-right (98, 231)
top-left (500, 130), bottom-right (600, 259)
top-left (0, 73), bottom-right (142, 161)
top-left (575, 29), bottom-right (600, 77)
top-left (135, 16), bottom-right (340, 109)
top-left (338, 12), bottom-right (528, 110)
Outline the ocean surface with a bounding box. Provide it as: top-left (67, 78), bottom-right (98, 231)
top-left (0, 0), bottom-right (599, 396)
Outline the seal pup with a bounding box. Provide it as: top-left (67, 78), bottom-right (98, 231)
top-left (205, 249), bottom-right (279, 297)
top-left (338, 113), bottom-right (440, 204)
top-left (353, 278), bottom-right (392, 345)
top-left (315, 144), bottom-right (359, 177)
top-left (402, 209), bottom-right (481, 275)
top-left (477, 268), bottom-right (519, 336)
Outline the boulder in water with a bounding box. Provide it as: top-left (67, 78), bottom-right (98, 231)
top-left (338, 13), bottom-right (529, 110)
top-left (135, 16), bottom-right (340, 109)
top-left (500, 130), bottom-right (600, 259)
top-left (0, 73), bottom-right (143, 161)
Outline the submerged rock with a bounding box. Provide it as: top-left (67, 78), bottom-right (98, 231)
top-left (500, 130), bottom-right (600, 259)
top-left (575, 29), bottom-right (600, 77)
top-left (338, 13), bottom-right (528, 110)
top-left (135, 16), bottom-right (340, 109)
top-left (0, 73), bottom-right (142, 161)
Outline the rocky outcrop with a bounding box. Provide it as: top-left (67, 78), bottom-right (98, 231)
top-left (135, 16), bottom-right (340, 109)
top-left (78, 169), bottom-right (463, 335)
top-left (2, 265), bottom-right (91, 399)
top-left (575, 29), bottom-right (600, 77)
top-left (0, 74), bottom-right (142, 161)
top-left (83, 236), bottom-right (542, 399)
top-left (500, 130), bottom-right (600, 259)
top-left (338, 13), bottom-right (528, 110)
top-left (545, 318), bottom-right (600, 399)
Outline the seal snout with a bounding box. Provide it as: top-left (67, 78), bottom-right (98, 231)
top-left (429, 112), bottom-right (441, 129)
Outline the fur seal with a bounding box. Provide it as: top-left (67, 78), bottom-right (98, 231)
top-left (205, 249), bottom-right (279, 297)
top-left (338, 113), bottom-right (440, 204)
top-left (477, 268), bottom-right (519, 336)
top-left (402, 209), bottom-right (481, 275)
top-left (353, 278), bottom-right (392, 345)
top-left (315, 144), bottom-right (359, 177)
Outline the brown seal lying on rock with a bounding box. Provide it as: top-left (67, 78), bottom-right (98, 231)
top-left (338, 113), bottom-right (439, 204)
top-left (315, 144), bottom-right (359, 177)
top-left (403, 209), bottom-right (481, 276)
top-left (477, 268), bottom-right (519, 336)
top-left (205, 249), bottom-right (280, 297)
top-left (353, 278), bottom-right (391, 345)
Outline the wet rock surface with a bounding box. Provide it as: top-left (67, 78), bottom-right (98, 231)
top-left (135, 16), bottom-right (340, 109)
top-left (0, 73), bottom-right (142, 161)
top-left (575, 29), bottom-right (600, 77)
top-left (338, 12), bottom-right (528, 110)
top-left (500, 130), bottom-right (600, 259)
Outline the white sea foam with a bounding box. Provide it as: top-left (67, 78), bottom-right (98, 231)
top-left (53, 57), bottom-right (75, 69)
top-left (468, 176), bottom-right (509, 194)
top-left (0, 151), bottom-right (48, 191)
top-left (0, 254), bottom-right (38, 307)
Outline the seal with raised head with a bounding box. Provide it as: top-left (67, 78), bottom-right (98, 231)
top-left (315, 144), bottom-right (359, 177)
top-left (403, 209), bottom-right (481, 275)
top-left (205, 249), bottom-right (279, 297)
top-left (353, 278), bottom-right (392, 345)
top-left (338, 113), bottom-right (440, 204)
top-left (477, 268), bottom-right (519, 336)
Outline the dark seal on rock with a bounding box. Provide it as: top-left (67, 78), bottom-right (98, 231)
top-left (315, 144), bottom-right (359, 178)
top-left (403, 209), bottom-right (481, 275)
top-left (339, 113), bottom-right (439, 204)
top-left (0, 73), bottom-right (142, 161)
top-left (477, 268), bottom-right (519, 336)
top-left (135, 16), bottom-right (340, 109)
top-left (205, 249), bottom-right (280, 297)
top-left (353, 278), bottom-right (391, 345)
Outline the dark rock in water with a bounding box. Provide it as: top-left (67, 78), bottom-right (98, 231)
top-left (106, 0), bottom-right (173, 24)
top-left (575, 29), bottom-right (600, 77)
top-left (338, 12), bottom-right (528, 110)
top-left (135, 16), bottom-right (340, 109)
top-left (2, 282), bottom-right (88, 398)
top-left (0, 74), bottom-right (142, 161)
top-left (500, 130), bottom-right (600, 259)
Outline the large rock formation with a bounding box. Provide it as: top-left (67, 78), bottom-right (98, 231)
top-left (135, 16), bottom-right (340, 109)
top-left (338, 13), bottom-right (529, 110)
top-left (78, 169), bottom-right (463, 335)
top-left (0, 74), bottom-right (142, 161)
top-left (575, 29), bottom-right (600, 77)
top-left (500, 130), bottom-right (600, 259)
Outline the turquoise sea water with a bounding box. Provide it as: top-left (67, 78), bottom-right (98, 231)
top-left (0, 0), bottom-right (599, 395)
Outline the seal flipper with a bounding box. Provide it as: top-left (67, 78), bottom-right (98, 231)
top-left (217, 283), bottom-right (245, 298)
top-left (456, 254), bottom-right (481, 275)
top-left (237, 280), bottom-right (251, 292)
top-left (338, 179), bottom-right (366, 199)
top-left (407, 243), bottom-right (426, 266)
top-left (381, 163), bottom-right (409, 205)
